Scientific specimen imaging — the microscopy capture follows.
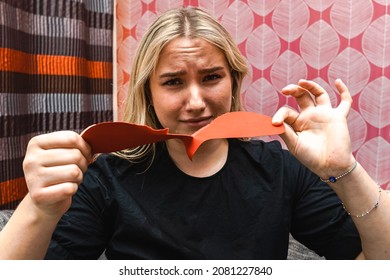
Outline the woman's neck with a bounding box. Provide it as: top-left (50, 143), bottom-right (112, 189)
top-left (166, 138), bottom-right (229, 178)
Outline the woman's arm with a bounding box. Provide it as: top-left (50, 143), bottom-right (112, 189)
top-left (332, 163), bottom-right (390, 259)
top-left (272, 79), bottom-right (390, 259)
top-left (0, 131), bottom-right (92, 259)
top-left (0, 195), bottom-right (61, 259)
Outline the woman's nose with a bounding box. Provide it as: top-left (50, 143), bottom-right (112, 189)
top-left (186, 85), bottom-right (205, 111)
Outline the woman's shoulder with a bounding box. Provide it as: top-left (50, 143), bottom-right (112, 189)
top-left (231, 138), bottom-right (290, 159)
top-left (93, 152), bottom-right (153, 169)
top-left (89, 153), bottom-right (129, 171)
top-left (85, 153), bottom-right (153, 182)
top-left (230, 138), bottom-right (305, 176)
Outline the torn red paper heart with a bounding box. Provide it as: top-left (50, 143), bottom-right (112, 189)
top-left (81, 111), bottom-right (285, 159)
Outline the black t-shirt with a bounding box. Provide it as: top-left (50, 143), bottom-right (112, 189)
top-left (45, 139), bottom-right (362, 259)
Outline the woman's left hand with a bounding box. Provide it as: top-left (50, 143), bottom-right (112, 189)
top-left (272, 79), bottom-right (356, 178)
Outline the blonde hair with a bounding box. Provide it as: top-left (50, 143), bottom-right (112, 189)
top-left (116, 7), bottom-right (248, 161)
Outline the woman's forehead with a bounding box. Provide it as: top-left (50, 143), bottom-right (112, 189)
top-left (155, 37), bottom-right (227, 70)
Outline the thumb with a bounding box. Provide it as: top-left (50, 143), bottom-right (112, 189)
top-left (278, 124), bottom-right (299, 155)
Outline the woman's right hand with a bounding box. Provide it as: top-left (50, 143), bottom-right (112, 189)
top-left (23, 131), bottom-right (92, 219)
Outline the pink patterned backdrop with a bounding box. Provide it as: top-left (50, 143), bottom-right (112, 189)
top-left (116, 0), bottom-right (390, 190)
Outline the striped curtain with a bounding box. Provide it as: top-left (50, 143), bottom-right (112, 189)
top-left (0, 0), bottom-right (114, 209)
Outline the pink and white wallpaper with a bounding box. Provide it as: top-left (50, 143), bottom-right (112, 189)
top-left (116, 0), bottom-right (390, 189)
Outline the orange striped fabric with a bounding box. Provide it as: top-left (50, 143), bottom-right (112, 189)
top-left (0, 48), bottom-right (112, 79)
top-left (0, 178), bottom-right (28, 207)
top-left (0, 0), bottom-right (114, 209)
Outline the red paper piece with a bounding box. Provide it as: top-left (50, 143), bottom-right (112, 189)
top-left (81, 111), bottom-right (285, 159)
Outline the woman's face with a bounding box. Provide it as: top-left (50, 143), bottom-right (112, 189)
top-left (149, 37), bottom-right (233, 135)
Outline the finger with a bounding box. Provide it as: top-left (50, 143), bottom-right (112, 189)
top-left (281, 83), bottom-right (315, 110)
top-left (23, 148), bottom-right (90, 181)
top-left (41, 164), bottom-right (85, 187)
top-left (297, 79), bottom-right (331, 106)
top-left (25, 163), bottom-right (84, 194)
top-left (39, 148), bottom-right (90, 172)
top-left (272, 106), bottom-right (301, 127)
top-left (335, 78), bottom-right (352, 117)
top-left (30, 131), bottom-right (93, 162)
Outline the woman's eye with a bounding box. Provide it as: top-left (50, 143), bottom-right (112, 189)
top-left (163, 78), bottom-right (182, 86)
top-left (203, 74), bottom-right (221, 82)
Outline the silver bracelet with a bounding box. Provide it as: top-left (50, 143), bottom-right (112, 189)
top-left (320, 161), bottom-right (358, 183)
top-left (342, 187), bottom-right (382, 218)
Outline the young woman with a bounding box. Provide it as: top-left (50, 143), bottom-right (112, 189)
top-left (0, 7), bottom-right (389, 259)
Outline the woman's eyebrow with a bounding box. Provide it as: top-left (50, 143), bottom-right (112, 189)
top-left (158, 66), bottom-right (225, 79)
top-left (159, 70), bottom-right (186, 79)
top-left (198, 66), bottom-right (224, 74)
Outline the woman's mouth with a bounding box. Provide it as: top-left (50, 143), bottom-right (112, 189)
top-left (182, 116), bottom-right (213, 128)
